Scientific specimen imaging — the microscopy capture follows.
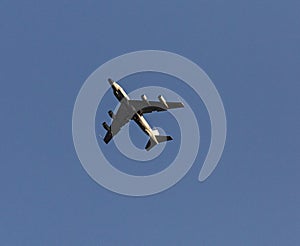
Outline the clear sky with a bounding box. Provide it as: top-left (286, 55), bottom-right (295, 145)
top-left (1, 0), bottom-right (299, 245)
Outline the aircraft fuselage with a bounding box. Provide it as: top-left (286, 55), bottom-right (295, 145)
top-left (108, 79), bottom-right (158, 144)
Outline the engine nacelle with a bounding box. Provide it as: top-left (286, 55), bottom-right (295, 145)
top-left (158, 95), bottom-right (168, 108)
top-left (108, 110), bottom-right (115, 119)
top-left (102, 122), bottom-right (110, 131)
top-left (141, 94), bottom-right (148, 102)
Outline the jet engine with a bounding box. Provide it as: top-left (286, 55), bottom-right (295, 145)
top-left (158, 95), bottom-right (168, 108)
top-left (108, 110), bottom-right (115, 119)
top-left (102, 122), bottom-right (110, 131)
top-left (141, 94), bottom-right (148, 102)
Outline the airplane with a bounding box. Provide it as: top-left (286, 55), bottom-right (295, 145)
top-left (102, 78), bottom-right (184, 151)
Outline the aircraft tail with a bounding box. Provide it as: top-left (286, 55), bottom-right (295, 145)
top-left (145, 135), bottom-right (173, 151)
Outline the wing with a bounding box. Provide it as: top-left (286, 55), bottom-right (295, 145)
top-left (103, 103), bottom-right (131, 143)
top-left (129, 96), bottom-right (184, 115)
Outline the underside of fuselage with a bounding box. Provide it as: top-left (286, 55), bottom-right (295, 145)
top-left (102, 78), bottom-right (182, 151)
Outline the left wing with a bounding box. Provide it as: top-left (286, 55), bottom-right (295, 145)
top-left (129, 95), bottom-right (184, 115)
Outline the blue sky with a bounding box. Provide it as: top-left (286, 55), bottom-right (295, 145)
top-left (1, 1), bottom-right (299, 245)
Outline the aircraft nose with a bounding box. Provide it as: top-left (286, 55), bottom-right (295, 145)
top-left (108, 78), bottom-right (114, 85)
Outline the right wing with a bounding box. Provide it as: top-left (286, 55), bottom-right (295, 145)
top-left (103, 103), bottom-right (131, 144)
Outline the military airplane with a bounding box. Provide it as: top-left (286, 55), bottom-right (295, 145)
top-left (102, 78), bottom-right (184, 151)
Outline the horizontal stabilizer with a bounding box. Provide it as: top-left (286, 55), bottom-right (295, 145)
top-left (145, 135), bottom-right (173, 151)
top-left (156, 135), bottom-right (173, 143)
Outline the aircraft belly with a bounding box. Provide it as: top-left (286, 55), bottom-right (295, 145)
top-left (103, 78), bottom-right (184, 150)
top-left (133, 115), bottom-right (151, 136)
